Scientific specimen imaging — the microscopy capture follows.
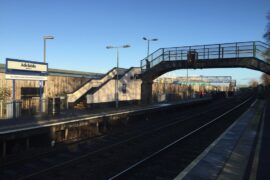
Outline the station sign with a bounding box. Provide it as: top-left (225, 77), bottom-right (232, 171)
top-left (5, 58), bottom-right (48, 81)
top-left (7, 60), bottom-right (47, 72)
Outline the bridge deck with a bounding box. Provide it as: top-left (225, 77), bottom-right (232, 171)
top-left (141, 41), bottom-right (269, 71)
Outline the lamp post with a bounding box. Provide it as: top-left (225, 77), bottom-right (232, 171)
top-left (142, 37), bottom-right (158, 57)
top-left (42, 35), bottom-right (54, 113)
top-left (187, 67), bottom-right (189, 97)
top-left (106, 44), bottom-right (130, 108)
top-left (43, 35), bottom-right (54, 63)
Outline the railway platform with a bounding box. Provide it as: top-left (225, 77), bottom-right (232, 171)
top-left (250, 99), bottom-right (270, 180)
top-left (0, 97), bottom-right (212, 158)
top-left (175, 98), bottom-right (268, 180)
top-left (0, 97), bottom-right (210, 134)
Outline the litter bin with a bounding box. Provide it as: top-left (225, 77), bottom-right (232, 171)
top-left (48, 97), bottom-right (61, 116)
top-left (6, 100), bottom-right (21, 119)
top-left (59, 96), bottom-right (66, 110)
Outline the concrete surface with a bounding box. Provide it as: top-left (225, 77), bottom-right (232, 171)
top-left (174, 99), bottom-right (265, 180)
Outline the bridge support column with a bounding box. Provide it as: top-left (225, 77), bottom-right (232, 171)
top-left (141, 80), bottom-right (153, 105)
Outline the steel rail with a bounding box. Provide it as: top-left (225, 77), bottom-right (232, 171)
top-left (108, 96), bottom-right (253, 180)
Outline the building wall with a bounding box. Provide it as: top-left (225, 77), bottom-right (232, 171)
top-left (0, 71), bottom-right (97, 100)
top-left (1, 62), bottom-right (223, 105)
top-left (152, 82), bottom-right (189, 101)
top-left (152, 82), bottom-right (216, 95)
top-left (45, 75), bottom-right (89, 97)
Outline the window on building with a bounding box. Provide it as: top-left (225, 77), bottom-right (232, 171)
top-left (21, 87), bottom-right (43, 99)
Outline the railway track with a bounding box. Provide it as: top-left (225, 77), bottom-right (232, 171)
top-left (0, 98), bottom-right (213, 167)
top-left (0, 98), bottom-right (215, 167)
top-left (109, 97), bottom-right (254, 179)
top-left (0, 95), bottom-right (254, 180)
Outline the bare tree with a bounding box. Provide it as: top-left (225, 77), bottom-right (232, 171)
top-left (262, 11), bottom-right (270, 86)
top-left (263, 12), bottom-right (270, 43)
top-left (0, 87), bottom-right (11, 101)
top-left (249, 79), bottom-right (258, 88)
top-left (261, 73), bottom-right (270, 85)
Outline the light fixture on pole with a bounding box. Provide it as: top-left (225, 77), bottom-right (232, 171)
top-left (142, 37), bottom-right (158, 57)
top-left (106, 44), bottom-right (130, 108)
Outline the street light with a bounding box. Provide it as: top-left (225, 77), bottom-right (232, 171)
top-left (187, 66), bottom-right (189, 98)
top-left (106, 44), bottom-right (130, 108)
top-left (42, 35), bottom-right (54, 113)
top-left (43, 35), bottom-right (54, 63)
top-left (142, 37), bottom-right (158, 57)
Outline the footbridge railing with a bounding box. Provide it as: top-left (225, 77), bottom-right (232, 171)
top-left (141, 41), bottom-right (270, 71)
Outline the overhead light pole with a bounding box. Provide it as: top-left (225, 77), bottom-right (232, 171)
top-left (187, 67), bottom-right (189, 98)
top-left (42, 35), bottom-right (54, 113)
top-left (106, 44), bottom-right (130, 108)
top-left (142, 37), bottom-right (158, 57)
top-left (43, 35), bottom-right (54, 63)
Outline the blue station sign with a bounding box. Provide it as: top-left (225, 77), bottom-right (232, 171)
top-left (5, 58), bottom-right (48, 80)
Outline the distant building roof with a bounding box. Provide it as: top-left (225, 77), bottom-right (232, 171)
top-left (0, 63), bottom-right (103, 78)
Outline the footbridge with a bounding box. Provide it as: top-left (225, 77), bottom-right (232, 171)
top-left (140, 41), bottom-right (270, 104)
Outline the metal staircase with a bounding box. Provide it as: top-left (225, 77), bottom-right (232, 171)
top-left (67, 67), bottom-right (127, 105)
top-left (85, 67), bottom-right (141, 105)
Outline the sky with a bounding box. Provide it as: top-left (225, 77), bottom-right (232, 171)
top-left (0, 0), bottom-right (269, 85)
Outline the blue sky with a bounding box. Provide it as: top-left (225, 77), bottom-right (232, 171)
top-left (0, 0), bottom-right (269, 85)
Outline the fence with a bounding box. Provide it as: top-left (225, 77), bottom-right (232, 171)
top-left (21, 97), bottom-right (67, 116)
top-left (0, 100), bottom-right (22, 119)
top-left (0, 100), bottom-right (6, 119)
top-left (21, 98), bottom-right (47, 115)
top-left (0, 97), bottom-right (67, 119)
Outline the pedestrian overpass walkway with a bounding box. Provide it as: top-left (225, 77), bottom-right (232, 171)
top-left (141, 41), bottom-right (270, 79)
top-left (140, 41), bottom-right (270, 104)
